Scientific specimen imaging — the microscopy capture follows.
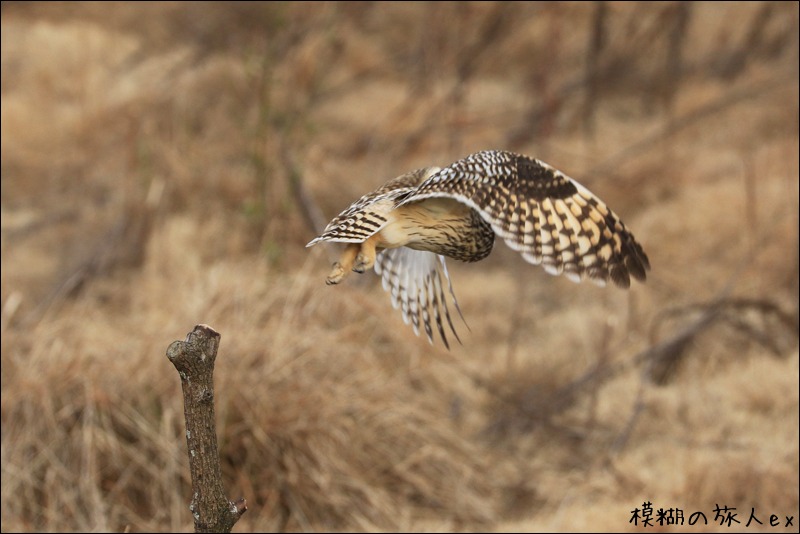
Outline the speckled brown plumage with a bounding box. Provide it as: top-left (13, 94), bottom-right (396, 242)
top-left (307, 150), bottom-right (650, 347)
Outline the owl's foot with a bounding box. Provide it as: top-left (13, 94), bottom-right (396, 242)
top-left (326, 239), bottom-right (379, 283)
top-left (325, 262), bottom-right (347, 285)
top-left (352, 246), bottom-right (377, 273)
top-left (325, 243), bottom-right (363, 286)
top-left (325, 243), bottom-right (360, 285)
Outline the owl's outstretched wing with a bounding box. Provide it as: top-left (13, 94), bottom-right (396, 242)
top-left (306, 167), bottom-right (441, 247)
top-left (397, 150), bottom-right (650, 288)
top-left (373, 247), bottom-right (465, 348)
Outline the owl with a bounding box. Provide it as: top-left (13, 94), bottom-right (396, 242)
top-left (306, 150), bottom-right (650, 347)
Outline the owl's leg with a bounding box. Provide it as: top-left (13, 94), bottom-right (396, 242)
top-left (326, 243), bottom-right (360, 285)
top-left (353, 236), bottom-right (379, 273)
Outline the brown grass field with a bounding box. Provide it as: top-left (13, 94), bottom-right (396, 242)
top-left (1, 2), bottom-right (798, 532)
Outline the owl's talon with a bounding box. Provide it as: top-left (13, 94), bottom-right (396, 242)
top-left (326, 262), bottom-right (346, 285)
top-left (352, 251), bottom-right (375, 273)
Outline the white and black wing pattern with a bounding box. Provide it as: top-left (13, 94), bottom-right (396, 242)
top-left (373, 248), bottom-right (465, 348)
top-left (306, 167), bottom-right (441, 247)
top-left (397, 150), bottom-right (650, 288)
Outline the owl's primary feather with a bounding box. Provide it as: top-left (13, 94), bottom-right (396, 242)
top-left (306, 150), bottom-right (650, 346)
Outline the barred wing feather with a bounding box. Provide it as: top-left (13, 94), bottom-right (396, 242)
top-left (373, 248), bottom-right (465, 348)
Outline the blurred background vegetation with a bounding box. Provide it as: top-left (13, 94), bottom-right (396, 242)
top-left (1, 2), bottom-right (798, 532)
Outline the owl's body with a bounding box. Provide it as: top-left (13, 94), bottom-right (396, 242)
top-left (307, 150), bottom-right (650, 347)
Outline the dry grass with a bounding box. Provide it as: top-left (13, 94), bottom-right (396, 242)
top-left (2, 2), bottom-right (798, 532)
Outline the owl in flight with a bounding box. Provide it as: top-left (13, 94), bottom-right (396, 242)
top-left (307, 150), bottom-right (650, 348)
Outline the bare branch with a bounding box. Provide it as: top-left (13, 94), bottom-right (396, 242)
top-left (281, 145), bottom-right (329, 238)
top-left (167, 325), bottom-right (247, 533)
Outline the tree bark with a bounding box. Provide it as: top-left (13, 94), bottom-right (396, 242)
top-left (167, 324), bottom-right (247, 533)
